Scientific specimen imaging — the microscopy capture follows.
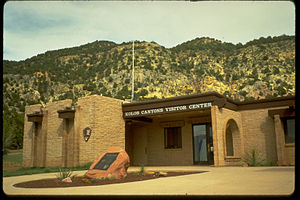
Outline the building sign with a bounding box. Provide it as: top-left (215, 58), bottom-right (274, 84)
top-left (124, 102), bottom-right (212, 117)
top-left (83, 127), bottom-right (92, 142)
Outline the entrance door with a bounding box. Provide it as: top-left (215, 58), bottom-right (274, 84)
top-left (192, 123), bottom-right (214, 165)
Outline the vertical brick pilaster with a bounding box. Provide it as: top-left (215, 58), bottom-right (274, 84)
top-left (211, 106), bottom-right (219, 166)
top-left (274, 114), bottom-right (286, 165)
top-left (41, 109), bottom-right (48, 167)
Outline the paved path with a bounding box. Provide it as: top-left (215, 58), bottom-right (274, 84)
top-left (3, 166), bottom-right (294, 196)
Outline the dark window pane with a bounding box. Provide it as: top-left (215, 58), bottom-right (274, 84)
top-left (164, 127), bottom-right (182, 149)
top-left (284, 118), bottom-right (295, 144)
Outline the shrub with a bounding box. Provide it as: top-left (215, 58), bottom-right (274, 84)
top-left (138, 165), bottom-right (145, 175)
top-left (242, 149), bottom-right (265, 166)
top-left (56, 168), bottom-right (76, 181)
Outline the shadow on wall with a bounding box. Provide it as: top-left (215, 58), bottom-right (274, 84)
top-left (28, 124), bottom-right (34, 139)
top-left (260, 115), bottom-right (278, 163)
top-left (57, 121), bottom-right (64, 137)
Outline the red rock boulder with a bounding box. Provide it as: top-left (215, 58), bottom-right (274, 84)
top-left (84, 147), bottom-right (130, 179)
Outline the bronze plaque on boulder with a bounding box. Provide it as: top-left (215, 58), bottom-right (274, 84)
top-left (84, 147), bottom-right (130, 179)
top-left (93, 153), bottom-right (119, 170)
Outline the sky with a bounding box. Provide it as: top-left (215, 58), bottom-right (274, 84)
top-left (3, 1), bottom-right (295, 61)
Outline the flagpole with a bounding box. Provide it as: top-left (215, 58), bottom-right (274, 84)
top-left (131, 41), bottom-right (135, 102)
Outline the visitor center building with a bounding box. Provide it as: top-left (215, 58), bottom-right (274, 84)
top-left (23, 92), bottom-right (295, 168)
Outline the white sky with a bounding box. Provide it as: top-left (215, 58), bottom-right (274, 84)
top-left (3, 1), bottom-right (295, 61)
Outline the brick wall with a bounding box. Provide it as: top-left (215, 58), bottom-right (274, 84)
top-left (23, 104), bottom-right (43, 167)
top-left (23, 96), bottom-right (125, 168)
top-left (23, 100), bottom-right (72, 167)
top-left (273, 113), bottom-right (295, 165)
top-left (211, 106), bottom-right (244, 166)
top-left (76, 95), bottom-right (125, 166)
top-left (128, 114), bottom-right (212, 166)
top-left (147, 117), bottom-right (194, 166)
top-left (45, 99), bottom-right (72, 167)
top-left (240, 108), bottom-right (278, 163)
top-left (23, 95), bottom-right (293, 168)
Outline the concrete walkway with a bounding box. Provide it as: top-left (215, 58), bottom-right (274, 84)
top-left (3, 166), bottom-right (294, 196)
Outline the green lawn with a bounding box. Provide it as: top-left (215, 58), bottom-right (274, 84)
top-left (3, 163), bottom-right (92, 177)
top-left (3, 151), bottom-right (23, 163)
top-left (3, 151), bottom-right (92, 177)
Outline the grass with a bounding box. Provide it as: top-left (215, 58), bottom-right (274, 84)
top-left (3, 151), bottom-right (23, 163)
top-left (3, 150), bottom-right (23, 171)
top-left (3, 161), bottom-right (93, 177)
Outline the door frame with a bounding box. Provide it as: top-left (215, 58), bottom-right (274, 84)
top-left (192, 123), bottom-right (214, 165)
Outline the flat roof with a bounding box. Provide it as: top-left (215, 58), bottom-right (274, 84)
top-left (122, 92), bottom-right (295, 119)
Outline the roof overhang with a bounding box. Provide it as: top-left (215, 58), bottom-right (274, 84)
top-left (57, 107), bottom-right (76, 119)
top-left (122, 92), bottom-right (233, 119)
top-left (27, 112), bottom-right (43, 122)
top-left (268, 106), bottom-right (295, 118)
top-left (122, 92), bottom-right (295, 119)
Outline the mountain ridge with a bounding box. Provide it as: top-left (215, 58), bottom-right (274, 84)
top-left (2, 35), bottom-right (295, 149)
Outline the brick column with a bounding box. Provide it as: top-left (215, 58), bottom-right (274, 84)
top-left (274, 114), bottom-right (286, 165)
top-left (40, 109), bottom-right (48, 167)
top-left (211, 106), bottom-right (219, 166)
top-left (74, 105), bottom-right (81, 167)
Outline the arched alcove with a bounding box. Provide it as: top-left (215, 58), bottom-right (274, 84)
top-left (225, 119), bottom-right (241, 157)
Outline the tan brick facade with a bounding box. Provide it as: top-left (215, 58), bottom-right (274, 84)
top-left (273, 114), bottom-right (295, 166)
top-left (23, 96), bottom-right (124, 168)
top-left (76, 95), bottom-right (125, 166)
top-left (240, 108), bottom-right (278, 163)
top-left (23, 93), bottom-right (294, 168)
top-left (211, 106), bottom-right (245, 166)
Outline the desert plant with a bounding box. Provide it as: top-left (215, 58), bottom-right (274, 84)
top-left (138, 165), bottom-right (145, 175)
top-left (56, 168), bottom-right (76, 181)
top-left (242, 149), bottom-right (265, 166)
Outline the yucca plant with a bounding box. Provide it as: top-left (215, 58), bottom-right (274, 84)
top-left (56, 168), bottom-right (76, 181)
top-left (242, 149), bottom-right (265, 166)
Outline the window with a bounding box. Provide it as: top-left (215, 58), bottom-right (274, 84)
top-left (283, 117), bottom-right (295, 144)
top-left (164, 127), bottom-right (182, 149)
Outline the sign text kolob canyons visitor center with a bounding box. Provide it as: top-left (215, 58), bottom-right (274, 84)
top-left (124, 102), bottom-right (212, 117)
top-left (23, 92), bottom-right (295, 168)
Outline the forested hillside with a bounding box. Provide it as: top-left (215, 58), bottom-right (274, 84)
top-left (3, 35), bottom-right (295, 149)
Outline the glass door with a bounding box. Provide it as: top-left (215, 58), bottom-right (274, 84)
top-left (193, 123), bottom-right (214, 165)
